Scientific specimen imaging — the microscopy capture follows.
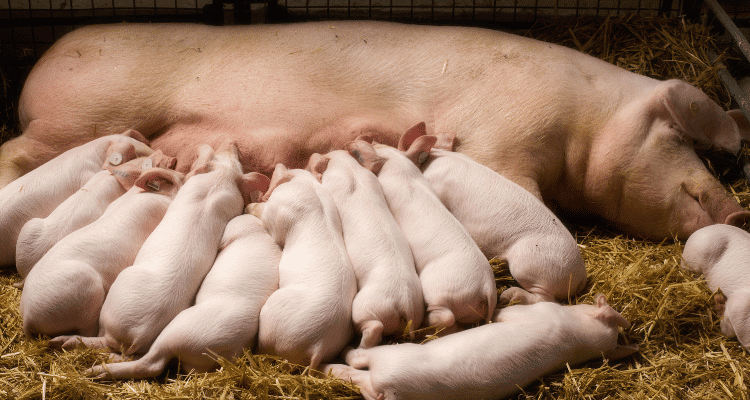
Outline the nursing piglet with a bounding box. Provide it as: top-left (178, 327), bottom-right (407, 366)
top-left (311, 150), bottom-right (424, 348)
top-left (86, 212), bottom-right (280, 379)
top-left (348, 128), bottom-right (497, 333)
top-left (681, 224), bottom-right (750, 350)
top-left (253, 164), bottom-right (357, 369)
top-left (21, 166), bottom-right (184, 338)
top-left (0, 130), bottom-right (152, 268)
top-left (50, 144), bottom-right (266, 356)
top-left (324, 296), bottom-right (637, 400)
top-left (418, 122), bottom-right (586, 304)
top-left (15, 150), bottom-right (176, 279)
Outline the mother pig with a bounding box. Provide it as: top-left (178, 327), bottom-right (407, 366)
top-left (4, 20), bottom-right (750, 240)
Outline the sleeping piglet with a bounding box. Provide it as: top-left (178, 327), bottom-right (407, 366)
top-left (310, 150), bottom-right (424, 348)
top-left (324, 296), bottom-right (638, 400)
top-left (50, 143), bottom-right (267, 356)
top-left (15, 150), bottom-right (176, 280)
top-left (0, 130), bottom-right (152, 268)
top-left (417, 121), bottom-right (587, 304)
top-left (681, 224), bottom-right (750, 350)
top-left (348, 125), bottom-right (497, 334)
top-left (21, 166), bottom-right (184, 338)
top-left (251, 164), bottom-right (357, 369)
top-left (85, 212), bottom-right (280, 379)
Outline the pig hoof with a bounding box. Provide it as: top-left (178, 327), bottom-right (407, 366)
top-left (499, 287), bottom-right (546, 305)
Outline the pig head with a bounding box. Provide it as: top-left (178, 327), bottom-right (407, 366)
top-left (541, 79), bottom-right (750, 240)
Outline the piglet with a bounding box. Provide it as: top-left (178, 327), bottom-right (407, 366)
top-left (21, 166), bottom-right (184, 338)
top-left (418, 121), bottom-right (586, 304)
top-left (681, 224), bottom-right (750, 350)
top-left (311, 150), bottom-right (424, 348)
top-left (50, 143), bottom-right (267, 356)
top-left (324, 296), bottom-right (637, 400)
top-left (15, 150), bottom-right (176, 280)
top-left (85, 212), bottom-right (280, 379)
top-left (0, 130), bottom-right (152, 268)
top-left (348, 125), bottom-right (497, 333)
top-left (252, 164), bottom-right (357, 369)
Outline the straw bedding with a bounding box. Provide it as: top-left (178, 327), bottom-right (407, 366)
top-left (2, 14), bottom-right (750, 400)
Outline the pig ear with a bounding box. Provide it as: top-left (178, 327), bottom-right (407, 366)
top-left (404, 135), bottom-right (438, 167)
top-left (147, 150), bottom-right (177, 169)
top-left (134, 168), bottom-right (184, 197)
top-left (238, 172), bottom-right (271, 206)
top-left (603, 343), bottom-right (640, 360)
top-left (727, 110), bottom-right (750, 142)
top-left (186, 145), bottom-right (215, 179)
top-left (102, 142), bottom-right (139, 169)
top-left (347, 140), bottom-right (385, 175)
top-left (594, 294), bottom-right (631, 330)
top-left (306, 153), bottom-right (329, 182)
top-left (121, 129), bottom-right (150, 145)
top-left (398, 122), bottom-right (428, 151)
top-left (433, 131), bottom-right (456, 151)
top-left (106, 163), bottom-right (144, 191)
top-left (354, 134), bottom-right (374, 143)
top-left (262, 164), bottom-right (292, 202)
top-left (246, 202), bottom-right (265, 218)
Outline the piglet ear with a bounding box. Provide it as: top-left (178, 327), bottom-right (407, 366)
top-left (404, 135), bottom-right (437, 167)
top-left (186, 144), bottom-right (215, 180)
top-left (246, 202), bottom-right (265, 218)
top-left (238, 172), bottom-right (271, 206)
top-left (262, 163), bottom-right (292, 202)
top-left (347, 140), bottom-right (385, 175)
top-left (433, 131), bottom-right (456, 151)
top-left (306, 153), bottom-right (329, 182)
top-left (120, 128), bottom-right (150, 145)
top-left (102, 142), bottom-right (139, 169)
top-left (603, 343), bottom-right (640, 360)
top-left (594, 294), bottom-right (631, 330)
top-left (135, 168), bottom-right (184, 197)
top-left (106, 161), bottom-right (145, 191)
top-left (398, 122), bottom-right (428, 151)
top-left (146, 150), bottom-right (177, 170)
top-left (727, 110), bottom-right (750, 142)
top-left (355, 134), bottom-right (374, 143)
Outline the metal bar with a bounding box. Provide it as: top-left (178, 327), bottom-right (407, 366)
top-left (703, 0), bottom-right (750, 63)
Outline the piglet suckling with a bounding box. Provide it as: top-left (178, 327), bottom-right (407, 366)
top-left (311, 150), bottom-right (424, 348)
top-left (418, 125), bottom-right (586, 304)
top-left (86, 212), bottom-right (280, 379)
top-left (681, 224), bottom-right (750, 350)
top-left (254, 164), bottom-right (357, 369)
top-left (0, 131), bottom-right (152, 268)
top-left (49, 143), bottom-right (267, 356)
top-left (324, 296), bottom-right (637, 400)
top-left (21, 166), bottom-right (184, 338)
top-left (348, 124), bottom-right (497, 333)
top-left (15, 150), bottom-right (176, 280)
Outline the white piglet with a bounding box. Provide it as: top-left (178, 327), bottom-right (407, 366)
top-left (324, 296), bottom-right (638, 400)
top-left (681, 224), bottom-right (750, 351)
top-left (253, 164), bottom-right (357, 369)
top-left (348, 125), bottom-right (497, 333)
top-left (86, 212), bottom-right (280, 379)
top-left (0, 130), bottom-right (153, 268)
top-left (15, 150), bottom-right (176, 279)
top-left (50, 144), bottom-right (267, 356)
top-left (310, 150), bottom-right (424, 348)
top-left (418, 121), bottom-right (587, 304)
top-left (21, 166), bottom-right (184, 338)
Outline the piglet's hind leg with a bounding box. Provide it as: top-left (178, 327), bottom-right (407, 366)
top-left (49, 335), bottom-right (110, 351)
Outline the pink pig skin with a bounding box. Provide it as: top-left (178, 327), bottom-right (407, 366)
top-left (681, 224), bottom-right (750, 350)
top-left (8, 21), bottom-right (750, 241)
top-left (313, 150), bottom-right (424, 348)
top-left (349, 127), bottom-right (497, 333)
top-left (421, 146), bottom-right (587, 304)
top-left (49, 144), bottom-right (268, 356)
top-left (85, 213), bottom-right (281, 379)
top-left (323, 296), bottom-right (638, 400)
top-left (255, 164), bottom-right (357, 369)
top-left (0, 132), bottom-right (152, 268)
top-left (21, 167), bottom-right (184, 338)
top-left (15, 150), bottom-right (176, 280)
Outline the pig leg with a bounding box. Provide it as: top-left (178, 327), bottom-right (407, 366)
top-left (86, 350), bottom-right (169, 380)
top-left (48, 335), bottom-right (111, 351)
top-left (359, 320), bottom-right (385, 349)
top-left (424, 306), bottom-right (459, 335)
top-left (323, 364), bottom-right (379, 400)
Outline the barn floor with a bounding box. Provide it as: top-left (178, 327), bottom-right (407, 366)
top-left (1, 14), bottom-right (750, 400)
